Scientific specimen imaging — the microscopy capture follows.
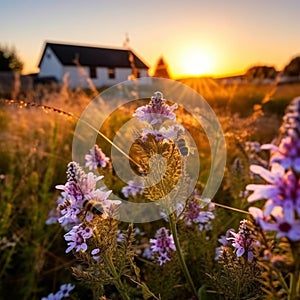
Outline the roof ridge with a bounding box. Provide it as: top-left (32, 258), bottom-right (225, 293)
top-left (45, 40), bottom-right (130, 51)
top-left (38, 41), bottom-right (149, 69)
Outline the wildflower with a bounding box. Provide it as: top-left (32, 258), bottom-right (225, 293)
top-left (141, 124), bottom-right (184, 142)
top-left (64, 224), bottom-right (93, 253)
top-left (214, 228), bottom-right (234, 260)
top-left (45, 208), bottom-right (61, 225)
top-left (150, 227), bottom-right (176, 265)
top-left (41, 283), bottom-right (75, 300)
top-left (121, 178), bottom-right (144, 198)
top-left (268, 136), bottom-right (300, 172)
top-left (247, 163), bottom-right (300, 241)
top-left (56, 162), bottom-right (103, 204)
top-left (228, 219), bottom-right (260, 261)
top-left (85, 144), bottom-right (110, 170)
top-left (116, 230), bottom-right (126, 243)
top-left (55, 161), bottom-right (109, 226)
top-left (133, 91), bottom-right (178, 125)
top-left (184, 198), bottom-right (215, 231)
top-left (134, 227), bottom-right (145, 236)
top-left (249, 207), bottom-right (300, 242)
top-left (41, 292), bottom-right (58, 300)
top-left (91, 248), bottom-right (102, 262)
top-left (58, 283), bottom-right (75, 298)
top-left (246, 97), bottom-right (300, 242)
top-left (142, 247), bottom-right (154, 260)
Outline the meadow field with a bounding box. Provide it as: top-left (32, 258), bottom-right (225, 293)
top-left (0, 77), bottom-right (300, 300)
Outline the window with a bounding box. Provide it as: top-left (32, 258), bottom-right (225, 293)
top-left (108, 68), bottom-right (115, 79)
top-left (89, 66), bottom-right (97, 79)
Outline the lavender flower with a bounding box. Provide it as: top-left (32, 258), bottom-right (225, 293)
top-left (55, 161), bottom-right (111, 226)
top-left (85, 144), bottom-right (110, 170)
top-left (249, 207), bottom-right (300, 241)
top-left (245, 98), bottom-right (300, 242)
top-left (150, 227), bottom-right (176, 265)
top-left (91, 248), bottom-right (102, 262)
top-left (228, 219), bottom-right (260, 261)
top-left (58, 283), bottom-right (75, 298)
top-left (45, 208), bottom-right (61, 225)
top-left (141, 124), bottom-right (184, 142)
top-left (133, 91), bottom-right (178, 125)
top-left (268, 136), bottom-right (300, 172)
top-left (116, 230), bottom-right (126, 243)
top-left (41, 283), bottom-right (75, 300)
top-left (215, 228), bottom-right (235, 260)
top-left (184, 197), bottom-right (215, 231)
top-left (64, 223), bottom-right (93, 253)
top-left (142, 247), bottom-right (154, 260)
top-left (41, 292), bottom-right (58, 300)
top-left (121, 178), bottom-right (144, 198)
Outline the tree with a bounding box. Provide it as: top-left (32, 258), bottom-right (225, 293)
top-left (245, 65), bottom-right (277, 81)
top-left (283, 56), bottom-right (300, 77)
top-left (153, 56), bottom-right (171, 79)
top-left (0, 45), bottom-right (23, 72)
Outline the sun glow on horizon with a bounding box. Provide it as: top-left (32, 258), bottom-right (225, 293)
top-left (171, 45), bottom-right (218, 78)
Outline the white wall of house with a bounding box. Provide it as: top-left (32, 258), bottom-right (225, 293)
top-left (39, 47), bottom-right (64, 80)
top-left (62, 66), bottom-right (148, 88)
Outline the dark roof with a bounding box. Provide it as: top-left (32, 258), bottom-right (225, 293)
top-left (38, 42), bottom-right (149, 69)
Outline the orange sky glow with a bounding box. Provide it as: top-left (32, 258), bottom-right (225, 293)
top-left (0, 0), bottom-right (299, 79)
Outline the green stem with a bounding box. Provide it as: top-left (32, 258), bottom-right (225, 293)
top-left (289, 242), bottom-right (300, 300)
top-left (168, 212), bottom-right (198, 297)
top-left (103, 254), bottom-right (131, 300)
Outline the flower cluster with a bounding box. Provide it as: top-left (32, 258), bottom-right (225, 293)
top-left (121, 178), bottom-right (144, 198)
top-left (183, 197), bottom-right (215, 231)
top-left (214, 228), bottom-right (234, 260)
top-left (56, 161), bottom-right (111, 225)
top-left (49, 159), bottom-right (120, 254)
top-left (159, 191), bottom-right (215, 231)
top-left (132, 91), bottom-right (187, 145)
top-left (150, 227), bottom-right (176, 265)
top-left (228, 219), bottom-right (260, 261)
top-left (64, 223), bottom-right (93, 253)
top-left (141, 123), bottom-right (184, 142)
top-left (246, 97), bottom-right (300, 242)
top-left (41, 283), bottom-right (75, 300)
top-left (85, 144), bottom-right (110, 170)
top-left (133, 91), bottom-right (178, 126)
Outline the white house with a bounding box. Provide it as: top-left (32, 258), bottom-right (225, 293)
top-left (37, 41), bottom-right (149, 88)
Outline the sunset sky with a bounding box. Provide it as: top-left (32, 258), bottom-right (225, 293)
top-left (0, 0), bottom-right (299, 78)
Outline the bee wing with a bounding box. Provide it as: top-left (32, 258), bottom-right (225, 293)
top-left (106, 199), bottom-right (122, 206)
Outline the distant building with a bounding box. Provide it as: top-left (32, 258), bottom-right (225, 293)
top-left (153, 56), bottom-right (171, 78)
top-left (37, 41), bottom-right (149, 88)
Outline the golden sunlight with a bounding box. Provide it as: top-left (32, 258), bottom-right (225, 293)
top-left (170, 44), bottom-right (218, 78)
top-left (182, 51), bottom-right (214, 76)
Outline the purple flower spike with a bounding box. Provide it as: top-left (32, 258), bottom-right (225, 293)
top-left (246, 97), bottom-right (300, 242)
top-left (85, 145), bottom-right (110, 170)
top-left (150, 227), bottom-right (176, 265)
top-left (133, 91), bottom-right (178, 125)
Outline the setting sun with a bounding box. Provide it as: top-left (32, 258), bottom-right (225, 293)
top-left (169, 44), bottom-right (218, 78)
top-left (182, 51), bottom-right (214, 76)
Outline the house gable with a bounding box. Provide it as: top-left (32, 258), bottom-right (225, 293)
top-left (39, 46), bottom-right (64, 79)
